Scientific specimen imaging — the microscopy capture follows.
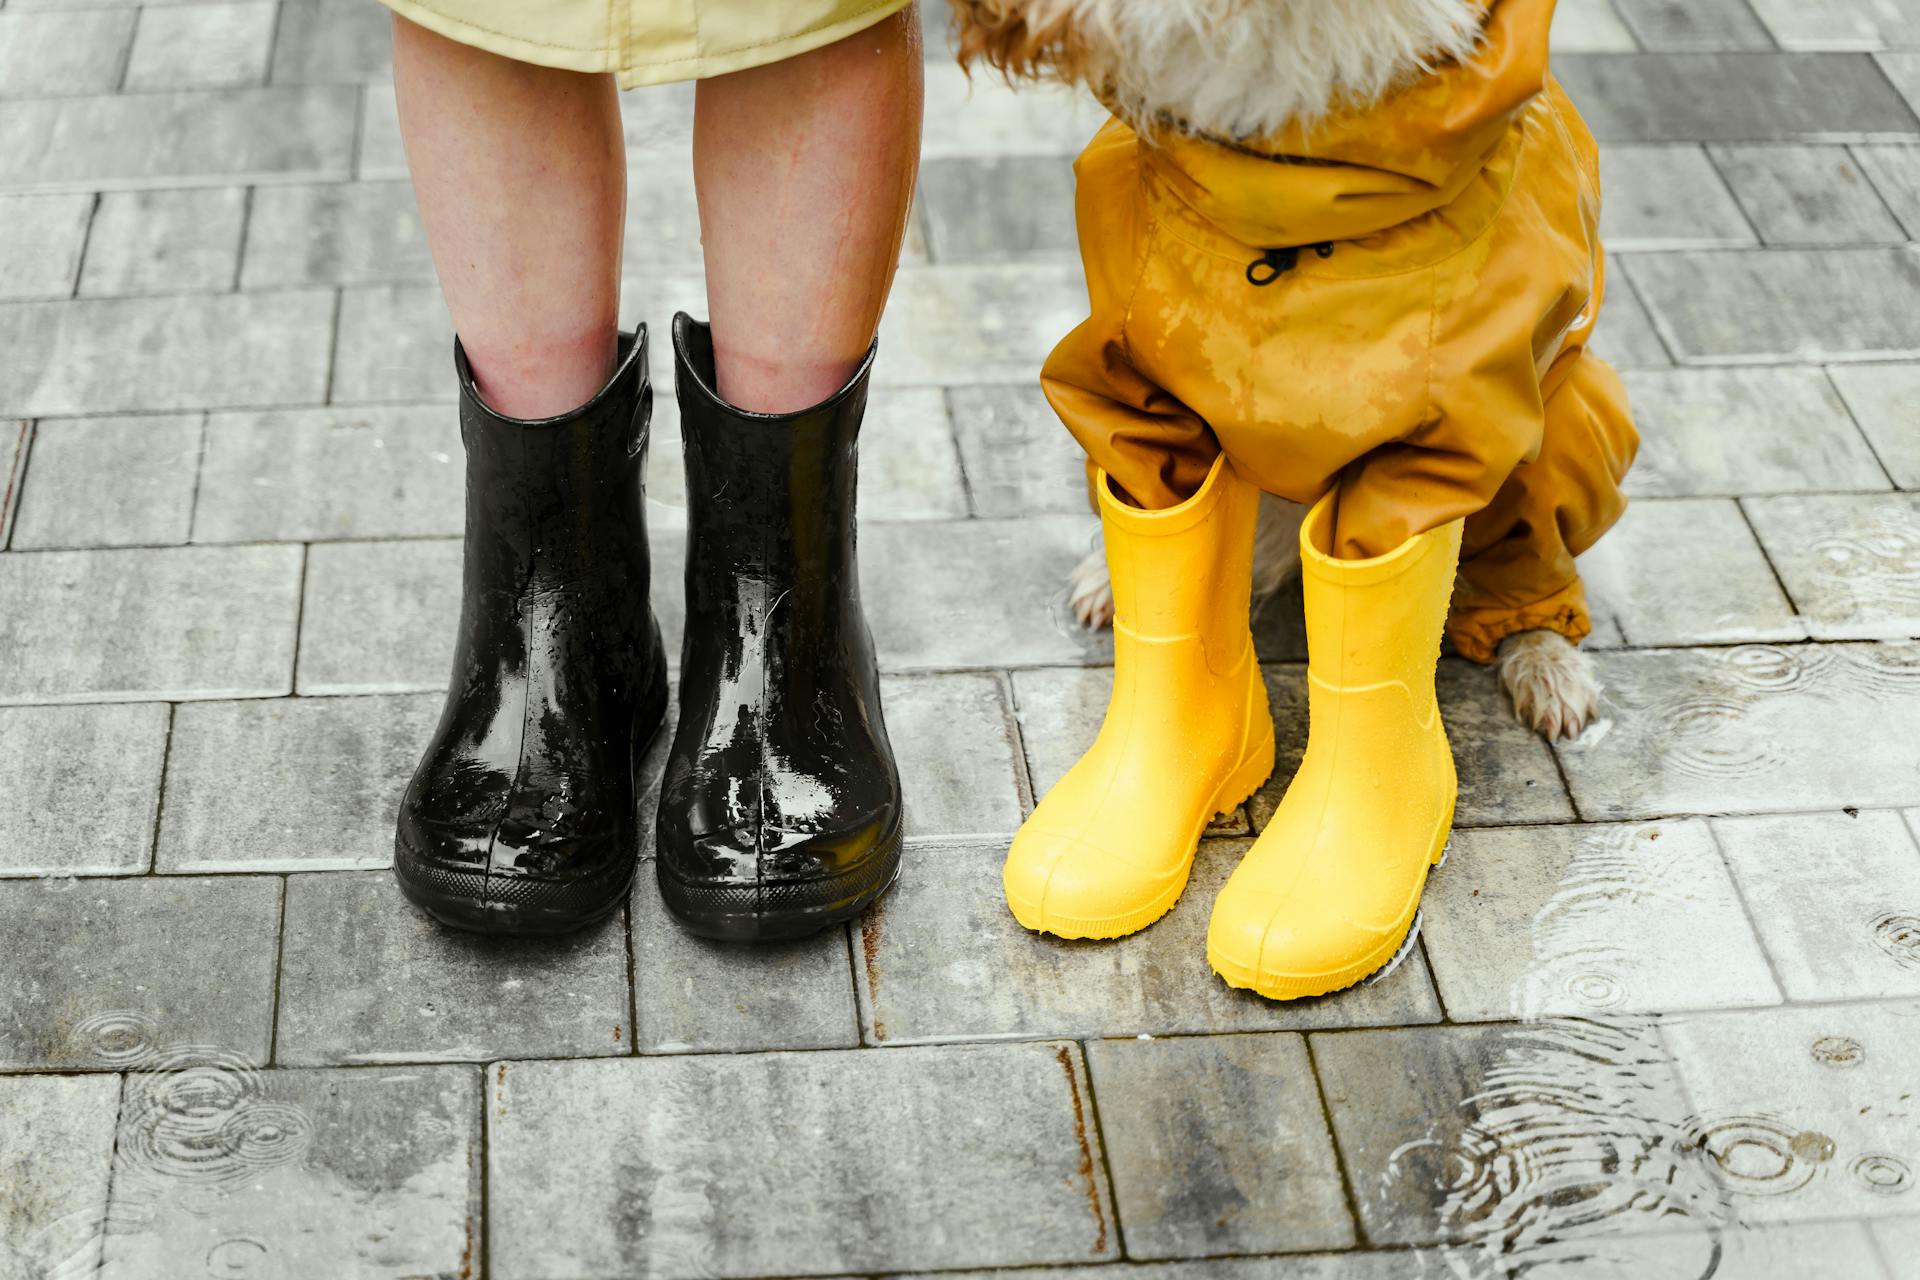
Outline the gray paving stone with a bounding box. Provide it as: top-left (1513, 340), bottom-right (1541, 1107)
top-left (0, 701), bottom-right (168, 876)
top-left (1552, 0), bottom-right (1638, 52)
top-left (882, 672), bottom-right (1027, 838)
top-left (645, 384), bottom-right (966, 524)
top-left (1313, 1019), bottom-right (1708, 1255)
top-left (629, 883), bottom-right (860, 1055)
top-left (620, 154), bottom-right (705, 273)
top-left (0, 543), bottom-right (301, 704)
top-left (487, 1041), bottom-right (1117, 1277)
top-left (1589, 263), bottom-right (1673, 367)
top-left (1601, 145), bottom-right (1755, 248)
top-left (123, 1), bottom-right (275, 91)
top-left (330, 283), bottom-right (452, 404)
top-left (1829, 363), bottom-right (1920, 488)
top-left (1627, 248), bottom-right (1920, 362)
top-left (156, 693), bottom-right (439, 873)
top-left (1085, 1033), bottom-right (1355, 1258)
top-left (1662, 1000), bottom-right (1920, 1223)
top-left (101, 1064), bottom-right (480, 1280)
top-left (948, 383), bottom-right (1090, 517)
top-left (1622, 366), bottom-right (1889, 497)
top-left (1423, 819), bottom-right (1779, 1020)
top-left (9, 414), bottom-right (201, 549)
top-left (1878, 1219), bottom-right (1920, 1280)
top-left (863, 516), bottom-right (1112, 670)
top-left (276, 870), bottom-right (632, 1065)
top-left (919, 155), bottom-right (1078, 261)
top-left (1578, 496), bottom-right (1807, 645)
top-left (1711, 143), bottom-right (1908, 243)
top-left (855, 838), bottom-right (1443, 1044)
top-left (0, 87), bottom-right (356, 192)
top-left (295, 538), bottom-right (459, 694)
top-left (0, 10), bottom-right (134, 97)
top-left (1554, 53), bottom-right (1920, 143)
top-left (1750, 0), bottom-right (1920, 50)
top-left (1009, 664), bottom-right (1250, 838)
top-left (269, 0), bottom-right (391, 84)
top-left (1714, 809), bottom-right (1920, 1000)
top-left (0, 874), bottom-right (281, 1069)
top-left (0, 417), bottom-right (23, 547)
top-left (0, 290), bottom-right (334, 417)
top-left (0, 192), bottom-right (90, 299)
top-left (240, 179), bottom-right (432, 287)
top-left (876, 262), bottom-right (1088, 386)
top-left (1246, 661), bottom-right (1577, 832)
top-left (1745, 492), bottom-right (1920, 638)
top-left (1855, 143), bottom-right (1920, 235)
top-left (77, 187), bottom-right (246, 294)
top-left (354, 82), bottom-right (405, 180)
top-left (911, 1258), bottom-right (1425, 1280)
top-left (1554, 643), bottom-right (1920, 819)
top-left (1610, 0), bottom-right (1775, 50)
top-left (194, 404), bottom-right (463, 542)
top-left (921, 61), bottom-right (1110, 160)
top-left (0, 1074), bottom-right (119, 1280)
top-left (1883, 52), bottom-right (1920, 117)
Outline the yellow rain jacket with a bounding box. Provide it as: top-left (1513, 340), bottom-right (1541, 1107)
top-left (1042, 0), bottom-right (1638, 661)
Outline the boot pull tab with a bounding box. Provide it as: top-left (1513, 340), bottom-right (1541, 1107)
top-left (1246, 241), bottom-right (1334, 286)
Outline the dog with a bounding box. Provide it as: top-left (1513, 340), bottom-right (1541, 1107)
top-left (1067, 498), bottom-right (1604, 741)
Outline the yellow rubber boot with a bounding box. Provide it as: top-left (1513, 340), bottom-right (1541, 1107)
top-left (1207, 492), bottom-right (1462, 998)
top-left (1005, 455), bottom-right (1274, 939)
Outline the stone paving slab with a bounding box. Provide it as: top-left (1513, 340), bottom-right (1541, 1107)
top-left (856, 838), bottom-right (1442, 1044)
top-left (195, 404), bottom-right (463, 542)
top-left (1878, 1219), bottom-right (1920, 1280)
top-left (78, 187), bottom-right (247, 295)
top-left (1421, 819), bottom-right (1780, 1020)
top-left (919, 154), bottom-right (1078, 261)
top-left (0, 1073), bottom-right (120, 1280)
top-left (486, 1041), bottom-right (1118, 1278)
top-left (0, 10), bottom-right (135, 98)
top-left (1711, 143), bottom-right (1909, 244)
top-left (1749, 0), bottom-right (1920, 51)
top-left (0, 874), bottom-right (281, 1070)
top-left (9, 414), bottom-right (202, 549)
top-left (1555, 643), bottom-right (1920, 820)
top-left (1744, 492), bottom-right (1920, 639)
top-left (270, 0), bottom-right (391, 85)
top-left (295, 537), bottom-right (459, 694)
top-left (1857, 144), bottom-right (1920, 236)
top-left (1578, 496), bottom-right (1807, 645)
top-left (920, 62), bottom-right (1110, 160)
top-left (239, 178), bottom-right (433, 287)
top-left (1085, 1032), bottom-right (1356, 1258)
top-left (912, 1258), bottom-right (1422, 1280)
top-left (876, 261), bottom-right (1089, 386)
top-left (0, 543), bottom-right (302, 704)
top-left (1609, 0), bottom-right (1775, 50)
top-left (1588, 264), bottom-right (1675, 367)
top-left (0, 289), bottom-right (335, 418)
top-left (1662, 1000), bottom-right (1920, 1223)
top-left (0, 192), bottom-right (91, 300)
top-left (0, 418), bottom-right (23, 548)
top-left (155, 693), bottom-right (440, 873)
top-left (1626, 247), bottom-right (1920, 363)
top-left (0, 701), bottom-right (168, 877)
top-left (0, 86), bottom-right (358, 192)
top-left (1555, 53), bottom-right (1920, 143)
top-left (1713, 809), bottom-right (1920, 1001)
top-left (947, 382), bottom-right (1093, 517)
top-left (882, 671), bottom-right (1028, 838)
top-left (1553, 0), bottom-right (1639, 52)
top-left (1828, 363), bottom-right (1920, 488)
top-left (1600, 144), bottom-right (1755, 249)
top-left (275, 870), bottom-right (632, 1065)
top-left (101, 1062), bottom-right (480, 1280)
top-left (122, 0), bottom-right (275, 92)
top-left (1621, 366), bottom-right (1889, 497)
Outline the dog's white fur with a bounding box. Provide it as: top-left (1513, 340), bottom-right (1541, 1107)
top-left (1004, 0), bottom-right (1485, 138)
top-left (1068, 496), bottom-right (1605, 740)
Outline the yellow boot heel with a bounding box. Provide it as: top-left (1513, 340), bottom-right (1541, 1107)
top-left (1004, 455), bottom-right (1274, 940)
top-left (1207, 492), bottom-right (1463, 999)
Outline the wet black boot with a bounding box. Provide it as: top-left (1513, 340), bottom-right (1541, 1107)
top-left (656, 313), bottom-right (904, 940)
top-left (395, 329), bottom-right (669, 934)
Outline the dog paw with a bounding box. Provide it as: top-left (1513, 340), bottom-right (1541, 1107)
top-left (1067, 544), bottom-right (1116, 629)
top-left (1497, 629), bottom-right (1601, 741)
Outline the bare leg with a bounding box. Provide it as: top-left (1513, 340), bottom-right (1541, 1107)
top-left (693, 9), bottom-right (924, 412)
top-left (391, 16), bottom-right (625, 419)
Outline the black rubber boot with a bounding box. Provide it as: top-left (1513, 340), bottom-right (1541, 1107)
top-left (395, 328), bottom-right (669, 934)
top-left (656, 313), bottom-right (904, 941)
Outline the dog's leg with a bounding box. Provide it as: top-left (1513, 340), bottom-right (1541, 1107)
top-left (1069, 490), bottom-right (1305, 630)
top-left (1497, 629), bottom-right (1602, 741)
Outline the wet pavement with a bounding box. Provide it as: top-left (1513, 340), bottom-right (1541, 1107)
top-left (3, 0), bottom-right (1920, 1276)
